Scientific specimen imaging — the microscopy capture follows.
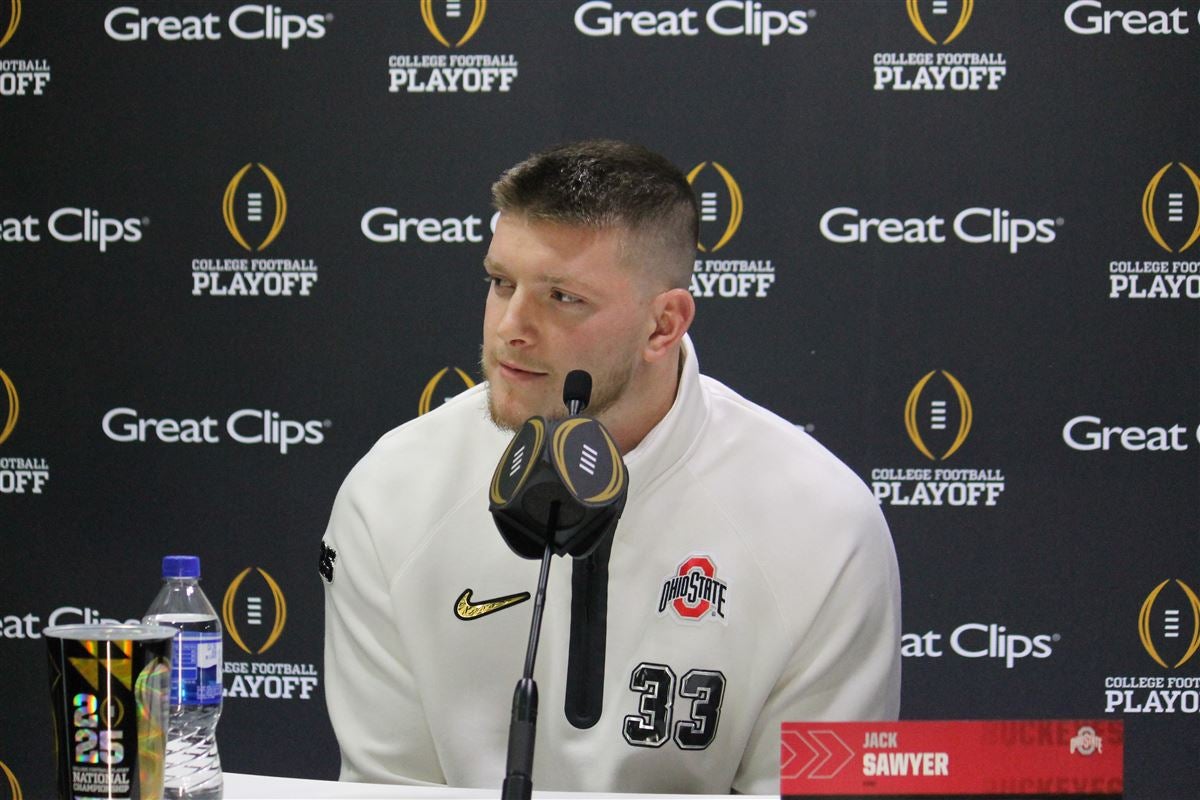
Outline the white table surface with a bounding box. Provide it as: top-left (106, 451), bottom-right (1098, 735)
top-left (224, 772), bottom-right (771, 800)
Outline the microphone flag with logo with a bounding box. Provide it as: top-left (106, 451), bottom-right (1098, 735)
top-left (488, 370), bottom-right (628, 800)
top-left (488, 370), bottom-right (628, 559)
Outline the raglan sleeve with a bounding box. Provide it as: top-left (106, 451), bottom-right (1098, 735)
top-left (731, 492), bottom-right (902, 794)
top-left (320, 459), bottom-right (446, 786)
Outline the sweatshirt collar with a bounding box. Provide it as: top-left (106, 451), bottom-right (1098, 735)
top-left (621, 334), bottom-right (708, 493)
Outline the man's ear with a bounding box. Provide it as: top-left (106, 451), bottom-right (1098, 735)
top-left (644, 288), bottom-right (696, 364)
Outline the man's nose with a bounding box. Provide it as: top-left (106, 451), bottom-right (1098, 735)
top-left (496, 288), bottom-right (537, 345)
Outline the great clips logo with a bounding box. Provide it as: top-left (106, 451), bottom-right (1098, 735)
top-left (658, 554), bottom-right (728, 623)
top-left (1064, 1), bottom-right (1198, 35)
top-left (0, 208), bottom-right (144, 250)
top-left (104, 5), bottom-right (330, 49)
top-left (819, 206), bottom-right (1059, 253)
top-left (574, 1), bottom-right (811, 46)
top-left (101, 407), bottom-right (328, 454)
top-left (388, 1), bottom-right (518, 94)
top-left (686, 161), bottom-right (776, 299)
top-left (1107, 161), bottom-right (1200, 300)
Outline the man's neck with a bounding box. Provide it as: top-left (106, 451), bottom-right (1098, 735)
top-left (603, 348), bottom-right (685, 455)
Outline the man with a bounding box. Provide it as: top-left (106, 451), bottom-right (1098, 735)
top-left (320, 140), bottom-right (900, 793)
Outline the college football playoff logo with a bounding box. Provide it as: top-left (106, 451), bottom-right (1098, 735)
top-left (221, 567), bottom-right (287, 655)
top-left (0, 369), bottom-right (17, 446)
top-left (0, 758), bottom-right (24, 800)
top-left (0, 0), bottom-right (19, 49)
top-left (686, 161), bottom-right (743, 253)
top-left (223, 163), bottom-right (287, 252)
top-left (1138, 579), bottom-right (1200, 669)
top-left (418, 367), bottom-right (476, 415)
top-left (907, 0), bottom-right (973, 45)
top-left (1142, 162), bottom-right (1200, 253)
top-left (904, 370), bottom-right (972, 461)
top-left (421, 0), bottom-right (486, 48)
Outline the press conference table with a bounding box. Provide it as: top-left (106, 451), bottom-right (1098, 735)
top-left (224, 772), bottom-right (771, 800)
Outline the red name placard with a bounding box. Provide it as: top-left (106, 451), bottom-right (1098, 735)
top-left (781, 720), bottom-right (1123, 797)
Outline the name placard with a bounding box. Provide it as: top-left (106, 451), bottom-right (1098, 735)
top-left (781, 720), bottom-right (1123, 797)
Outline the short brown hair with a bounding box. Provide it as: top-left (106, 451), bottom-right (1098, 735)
top-left (491, 139), bottom-right (698, 289)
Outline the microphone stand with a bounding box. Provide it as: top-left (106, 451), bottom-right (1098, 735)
top-left (501, 501), bottom-right (559, 800)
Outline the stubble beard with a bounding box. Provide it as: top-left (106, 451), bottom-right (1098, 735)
top-left (480, 345), bottom-right (636, 433)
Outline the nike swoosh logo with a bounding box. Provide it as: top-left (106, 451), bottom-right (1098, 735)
top-left (454, 588), bottom-right (531, 621)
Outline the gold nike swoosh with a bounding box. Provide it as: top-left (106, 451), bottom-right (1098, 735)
top-left (454, 589), bottom-right (531, 621)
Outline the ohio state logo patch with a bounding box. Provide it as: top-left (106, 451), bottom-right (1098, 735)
top-left (658, 554), bottom-right (728, 622)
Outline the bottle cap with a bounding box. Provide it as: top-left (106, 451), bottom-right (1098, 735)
top-left (162, 555), bottom-right (201, 579)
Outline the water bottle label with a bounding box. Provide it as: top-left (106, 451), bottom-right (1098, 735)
top-left (172, 631), bottom-right (223, 705)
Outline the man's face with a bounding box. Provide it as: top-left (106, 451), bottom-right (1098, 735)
top-left (481, 213), bottom-right (657, 431)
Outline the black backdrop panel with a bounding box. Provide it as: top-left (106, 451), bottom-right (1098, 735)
top-left (2, 2), bottom-right (1198, 798)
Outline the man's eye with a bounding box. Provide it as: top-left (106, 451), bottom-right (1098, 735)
top-left (486, 275), bottom-right (513, 292)
top-left (551, 290), bottom-right (583, 304)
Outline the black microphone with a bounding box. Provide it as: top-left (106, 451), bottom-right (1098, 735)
top-left (491, 370), bottom-right (627, 800)
top-left (489, 372), bottom-right (627, 560)
top-left (563, 369), bottom-right (591, 416)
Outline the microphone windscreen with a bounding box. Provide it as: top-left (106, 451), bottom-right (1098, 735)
top-left (563, 370), bottom-right (592, 413)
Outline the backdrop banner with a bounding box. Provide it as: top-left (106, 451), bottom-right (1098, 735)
top-left (2, 2), bottom-right (1197, 798)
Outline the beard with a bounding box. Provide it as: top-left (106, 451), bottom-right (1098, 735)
top-left (481, 345), bottom-right (637, 432)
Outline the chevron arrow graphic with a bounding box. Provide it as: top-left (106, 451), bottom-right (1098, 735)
top-left (780, 729), bottom-right (856, 780)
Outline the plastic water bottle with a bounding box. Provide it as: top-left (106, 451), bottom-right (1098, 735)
top-left (143, 555), bottom-right (224, 800)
